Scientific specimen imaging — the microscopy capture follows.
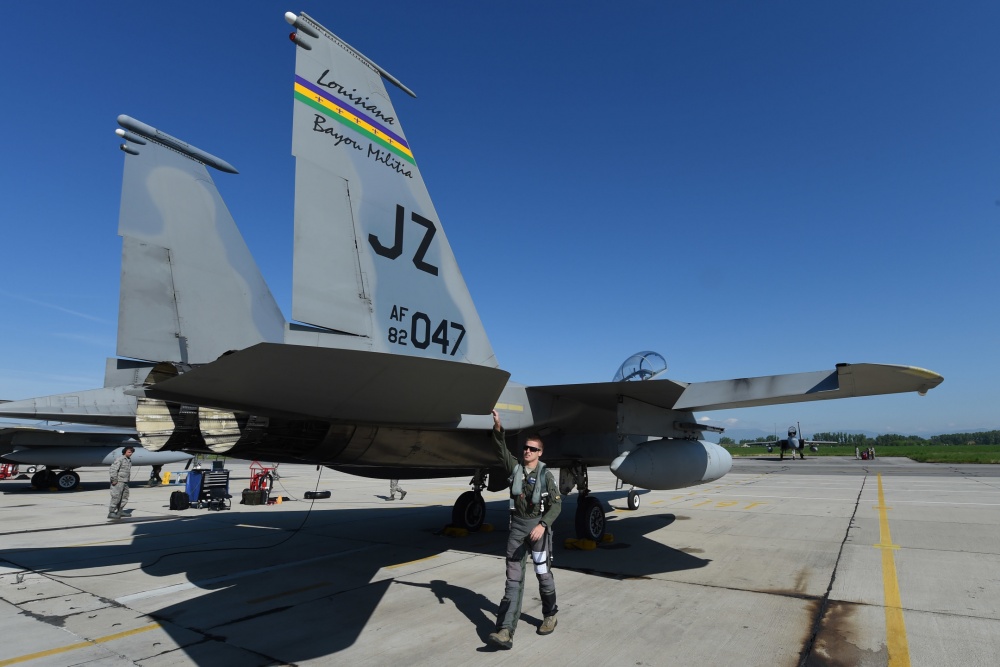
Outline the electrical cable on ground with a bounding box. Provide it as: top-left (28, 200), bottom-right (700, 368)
top-left (22, 465), bottom-right (329, 580)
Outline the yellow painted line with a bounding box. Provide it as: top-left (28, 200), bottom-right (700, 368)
top-left (385, 554), bottom-right (440, 569)
top-left (0, 623), bottom-right (159, 667)
top-left (494, 403), bottom-right (524, 413)
top-left (875, 474), bottom-right (911, 666)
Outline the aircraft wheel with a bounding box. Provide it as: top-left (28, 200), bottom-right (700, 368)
top-left (452, 491), bottom-right (485, 531)
top-left (25, 466), bottom-right (37, 474)
top-left (627, 490), bottom-right (641, 511)
top-left (575, 496), bottom-right (605, 541)
top-left (30, 470), bottom-right (48, 488)
top-left (56, 470), bottom-right (81, 491)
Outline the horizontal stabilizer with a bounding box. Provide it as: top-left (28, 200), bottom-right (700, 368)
top-left (140, 343), bottom-right (510, 424)
top-left (674, 363), bottom-right (943, 412)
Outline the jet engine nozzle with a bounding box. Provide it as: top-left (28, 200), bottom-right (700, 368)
top-left (135, 397), bottom-right (204, 452)
top-left (199, 407), bottom-right (269, 454)
top-left (611, 439), bottom-right (732, 490)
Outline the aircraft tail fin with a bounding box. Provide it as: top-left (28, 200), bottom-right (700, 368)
top-left (115, 115), bottom-right (286, 365)
top-left (285, 12), bottom-right (498, 368)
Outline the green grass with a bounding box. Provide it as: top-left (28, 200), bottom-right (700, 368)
top-left (724, 444), bottom-right (1000, 464)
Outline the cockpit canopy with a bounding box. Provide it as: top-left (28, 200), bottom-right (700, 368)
top-left (612, 351), bottom-right (667, 382)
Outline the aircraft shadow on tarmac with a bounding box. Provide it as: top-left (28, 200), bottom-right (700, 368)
top-left (0, 492), bottom-right (707, 663)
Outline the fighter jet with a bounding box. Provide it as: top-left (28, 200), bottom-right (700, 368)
top-left (0, 422), bottom-right (192, 490)
top-left (745, 423), bottom-right (837, 460)
top-left (0, 12), bottom-right (943, 540)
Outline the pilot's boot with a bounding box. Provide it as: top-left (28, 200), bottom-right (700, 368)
top-left (400, 490), bottom-right (407, 500)
top-left (488, 627), bottom-right (512, 650)
top-left (539, 591), bottom-right (558, 635)
top-left (489, 596), bottom-right (513, 649)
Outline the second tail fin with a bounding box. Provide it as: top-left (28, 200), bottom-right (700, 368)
top-left (115, 115), bottom-right (286, 365)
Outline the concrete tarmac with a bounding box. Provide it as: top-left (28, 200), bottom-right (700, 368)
top-left (1, 457), bottom-right (998, 666)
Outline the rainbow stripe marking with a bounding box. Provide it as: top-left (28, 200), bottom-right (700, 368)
top-left (294, 75), bottom-right (414, 164)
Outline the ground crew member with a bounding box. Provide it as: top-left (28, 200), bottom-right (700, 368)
top-left (487, 410), bottom-right (561, 650)
top-left (108, 445), bottom-right (135, 520)
top-left (387, 479), bottom-right (407, 501)
top-left (148, 464), bottom-right (163, 487)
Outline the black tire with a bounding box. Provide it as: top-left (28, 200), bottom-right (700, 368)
top-left (452, 491), bottom-right (486, 531)
top-left (30, 470), bottom-right (48, 488)
top-left (56, 470), bottom-right (81, 491)
top-left (304, 490), bottom-right (331, 500)
top-left (627, 489), bottom-right (641, 511)
top-left (575, 496), bottom-right (605, 541)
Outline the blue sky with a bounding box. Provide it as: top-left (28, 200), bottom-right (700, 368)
top-left (1, 1), bottom-right (997, 437)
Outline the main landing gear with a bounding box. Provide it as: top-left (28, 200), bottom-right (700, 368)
top-left (561, 464), bottom-right (606, 542)
top-left (31, 469), bottom-right (81, 491)
top-left (448, 464), bottom-right (609, 542)
top-left (451, 469), bottom-right (486, 531)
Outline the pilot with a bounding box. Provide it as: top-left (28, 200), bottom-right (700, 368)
top-left (487, 410), bottom-right (562, 650)
top-left (108, 445), bottom-right (135, 520)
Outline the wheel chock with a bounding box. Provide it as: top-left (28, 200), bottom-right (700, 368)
top-left (601, 533), bottom-right (614, 543)
top-left (480, 523), bottom-right (494, 532)
top-left (563, 538), bottom-right (597, 550)
top-left (443, 526), bottom-right (469, 537)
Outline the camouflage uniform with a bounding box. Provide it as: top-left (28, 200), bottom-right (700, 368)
top-left (108, 452), bottom-right (132, 517)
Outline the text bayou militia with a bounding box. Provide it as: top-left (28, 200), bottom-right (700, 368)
top-left (312, 115), bottom-right (413, 179)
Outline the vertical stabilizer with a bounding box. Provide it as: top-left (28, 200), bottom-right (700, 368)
top-left (116, 117), bottom-right (286, 364)
top-left (287, 13), bottom-right (498, 368)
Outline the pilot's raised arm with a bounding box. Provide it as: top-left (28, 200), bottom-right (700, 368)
top-left (492, 409), bottom-right (516, 474)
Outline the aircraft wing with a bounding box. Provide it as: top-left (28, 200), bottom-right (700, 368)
top-left (138, 343), bottom-right (511, 424)
top-left (0, 386), bottom-right (138, 427)
top-left (674, 363), bottom-right (942, 411)
top-left (527, 363), bottom-right (942, 413)
top-left (0, 422), bottom-right (138, 437)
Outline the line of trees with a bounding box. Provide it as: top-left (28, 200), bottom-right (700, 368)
top-left (720, 430), bottom-right (1000, 447)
